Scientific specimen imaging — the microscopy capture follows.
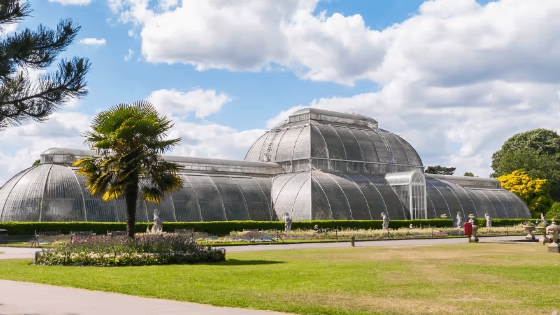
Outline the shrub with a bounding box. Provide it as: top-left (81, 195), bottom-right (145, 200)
top-left (35, 233), bottom-right (226, 266)
top-left (0, 218), bottom-right (529, 237)
top-left (547, 202), bottom-right (560, 221)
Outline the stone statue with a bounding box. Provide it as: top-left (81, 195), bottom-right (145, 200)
top-left (381, 212), bottom-right (390, 230)
top-left (485, 213), bottom-right (492, 228)
top-left (541, 212), bottom-right (548, 225)
top-left (151, 209), bottom-right (162, 233)
top-left (456, 212), bottom-right (462, 228)
top-left (284, 213), bottom-right (292, 232)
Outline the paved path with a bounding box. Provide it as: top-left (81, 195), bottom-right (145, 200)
top-left (0, 280), bottom-right (289, 315)
top-left (0, 236), bottom-right (527, 315)
top-left (221, 235), bottom-right (525, 252)
top-left (0, 235), bottom-right (526, 260)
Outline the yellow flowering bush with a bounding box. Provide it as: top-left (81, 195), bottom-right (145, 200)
top-left (498, 170), bottom-right (553, 217)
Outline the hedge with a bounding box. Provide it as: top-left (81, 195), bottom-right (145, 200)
top-left (0, 218), bottom-right (529, 236)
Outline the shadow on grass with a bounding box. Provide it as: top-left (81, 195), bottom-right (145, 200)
top-left (213, 259), bottom-right (285, 266)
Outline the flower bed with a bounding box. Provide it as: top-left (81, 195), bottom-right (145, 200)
top-left (35, 233), bottom-right (225, 266)
top-left (203, 226), bottom-right (526, 244)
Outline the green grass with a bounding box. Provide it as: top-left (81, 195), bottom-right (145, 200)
top-left (0, 244), bottom-right (559, 315)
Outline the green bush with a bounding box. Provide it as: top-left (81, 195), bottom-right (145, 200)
top-left (0, 218), bottom-right (529, 236)
top-left (546, 202), bottom-right (560, 220)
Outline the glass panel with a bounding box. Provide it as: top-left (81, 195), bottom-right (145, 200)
top-left (466, 189), bottom-right (496, 218)
top-left (233, 177), bottom-right (270, 221)
top-left (275, 127), bottom-right (304, 161)
top-left (271, 173), bottom-right (297, 205)
top-left (480, 189), bottom-right (507, 218)
top-left (349, 129), bottom-right (379, 163)
top-left (310, 123), bottom-right (329, 159)
top-left (364, 131), bottom-right (391, 164)
top-left (361, 174), bottom-right (407, 220)
top-left (144, 193), bottom-right (177, 222)
top-left (173, 176), bottom-right (202, 222)
top-left (292, 125), bottom-right (311, 160)
top-left (425, 179), bottom-right (451, 218)
top-left (187, 175), bottom-right (225, 221)
top-left (312, 171), bottom-right (352, 220)
top-left (395, 135), bottom-right (423, 167)
top-left (382, 132), bottom-right (409, 166)
top-left (252, 177), bottom-right (274, 219)
top-left (291, 178), bottom-right (312, 221)
top-left (333, 173), bottom-right (372, 220)
top-left (314, 124), bottom-right (346, 160)
top-left (245, 132), bottom-right (267, 161)
top-left (311, 177), bottom-right (332, 220)
top-left (275, 172), bottom-right (309, 219)
top-left (2, 164), bottom-right (51, 221)
top-left (42, 165), bottom-right (84, 221)
top-left (334, 126), bottom-right (363, 161)
top-left (500, 189), bottom-right (531, 218)
top-left (489, 189), bottom-right (517, 218)
top-left (0, 168), bottom-right (34, 221)
top-left (429, 179), bottom-right (461, 218)
top-left (210, 176), bottom-right (248, 221)
top-left (269, 129), bottom-right (288, 162)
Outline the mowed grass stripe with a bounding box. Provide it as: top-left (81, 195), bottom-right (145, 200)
top-left (0, 243), bottom-right (558, 315)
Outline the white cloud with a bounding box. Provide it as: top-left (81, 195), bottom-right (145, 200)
top-left (147, 89), bottom-right (231, 118)
top-left (49, 0), bottom-right (93, 5)
top-left (110, 0), bottom-right (560, 86)
top-left (79, 38), bottom-right (107, 46)
top-left (0, 22), bottom-right (17, 35)
top-left (124, 49), bottom-right (134, 61)
top-left (0, 111), bottom-right (261, 184)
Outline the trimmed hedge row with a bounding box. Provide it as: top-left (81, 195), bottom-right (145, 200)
top-left (0, 218), bottom-right (529, 236)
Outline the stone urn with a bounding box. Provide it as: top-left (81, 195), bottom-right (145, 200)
top-left (545, 219), bottom-right (560, 253)
top-left (536, 224), bottom-right (549, 245)
top-left (468, 214), bottom-right (479, 243)
top-left (522, 223), bottom-right (536, 241)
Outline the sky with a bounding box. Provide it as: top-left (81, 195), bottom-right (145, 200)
top-left (1, 0), bottom-right (559, 184)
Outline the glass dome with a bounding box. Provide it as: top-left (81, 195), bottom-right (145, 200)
top-left (245, 108), bottom-right (423, 175)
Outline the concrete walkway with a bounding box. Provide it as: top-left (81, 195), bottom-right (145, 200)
top-left (0, 280), bottom-right (289, 315)
top-left (0, 236), bottom-right (527, 315)
top-left (0, 235), bottom-right (525, 260)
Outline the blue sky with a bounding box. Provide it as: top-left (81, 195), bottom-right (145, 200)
top-left (1, 0), bottom-right (559, 184)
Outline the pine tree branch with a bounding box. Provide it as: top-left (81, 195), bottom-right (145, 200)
top-left (0, 0), bottom-right (31, 27)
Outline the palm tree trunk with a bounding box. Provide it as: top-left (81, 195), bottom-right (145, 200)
top-left (125, 181), bottom-right (139, 239)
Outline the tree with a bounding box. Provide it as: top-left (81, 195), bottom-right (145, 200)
top-left (491, 128), bottom-right (560, 201)
top-left (497, 170), bottom-right (553, 218)
top-left (0, 0), bottom-right (90, 129)
top-left (425, 165), bottom-right (456, 175)
top-left (31, 159), bottom-right (39, 166)
top-left (463, 172), bottom-right (474, 177)
top-left (73, 101), bottom-right (182, 238)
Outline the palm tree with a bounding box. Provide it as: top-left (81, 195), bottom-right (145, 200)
top-left (74, 101), bottom-right (182, 238)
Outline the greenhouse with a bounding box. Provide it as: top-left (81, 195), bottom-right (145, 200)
top-left (0, 108), bottom-right (531, 222)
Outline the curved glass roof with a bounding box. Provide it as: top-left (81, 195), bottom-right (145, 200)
top-left (0, 164), bottom-right (274, 222)
top-left (246, 120), bottom-right (423, 169)
top-left (425, 177), bottom-right (530, 219)
top-left (272, 171), bottom-right (407, 221)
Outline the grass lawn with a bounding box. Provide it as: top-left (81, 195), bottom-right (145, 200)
top-left (0, 243), bottom-right (558, 315)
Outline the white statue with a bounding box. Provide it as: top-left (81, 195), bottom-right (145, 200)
top-left (541, 212), bottom-right (547, 224)
top-left (151, 209), bottom-right (162, 233)
top-left (485, 213), bottom-right (492, 228)
top-left (456, 212), bottom-right (462, 228)
top-left (381, 212), bottom-right (390, 230)
top-left (284, 213), bottom-right (292, 232)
